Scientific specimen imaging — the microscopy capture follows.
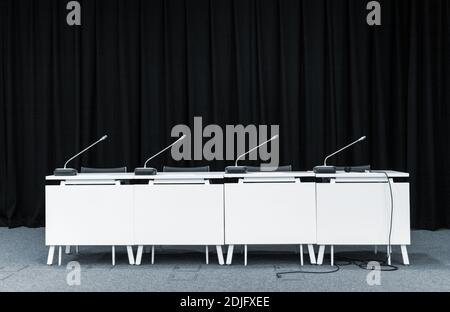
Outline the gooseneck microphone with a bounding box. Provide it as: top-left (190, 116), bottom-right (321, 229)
top-left (313, 136), bottom-right (366, 173)
top-left (54, 135), bottom-right (108, 176)
top-left (225, 135), bottom-right (279, 174)
top-left (134, 134), bottom-right (187, 175)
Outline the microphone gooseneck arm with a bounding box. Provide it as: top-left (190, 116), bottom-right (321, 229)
top-left (235, 135), bottom-right (279, 167)
top-left (64, 135), bottom-right (108, 168)
top-left (144, 135), bottom-right (186, 168)
top-left (323, 136), bottom-right (366, 166)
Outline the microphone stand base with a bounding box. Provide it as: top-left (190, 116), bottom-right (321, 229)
top-left (313, 165), bottom-right (336, 173)
top-left (134, 167), bottom-right (158, 175)
top-left (225, 166), bottom-right (248, 174)
top-left (54, 168), bottom-right (78, 176)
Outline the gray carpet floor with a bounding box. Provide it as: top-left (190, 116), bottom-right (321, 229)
top-left (0, 228), bottom-right (449, 292)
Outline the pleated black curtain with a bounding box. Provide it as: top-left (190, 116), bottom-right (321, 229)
top-left (0, 0), bottom-right (449, 228)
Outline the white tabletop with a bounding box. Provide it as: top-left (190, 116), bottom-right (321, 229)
top-left (315, 170), bottom-right (409, 178)
top-left (46, 170), bottom-right (408, 181)
top-left (223, 171), bottom-right (315, 178)
top-left (46, 172), bottom-right (225, 181)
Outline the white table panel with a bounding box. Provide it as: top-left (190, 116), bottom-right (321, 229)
top-left (134, 184), bottom-right (224, 245)
top-left (224, 181), bottom-right (316, 244)
top-left (316, 182), bottom-right (410, 245)
top-left (45, 185), bottom-right (134, 245)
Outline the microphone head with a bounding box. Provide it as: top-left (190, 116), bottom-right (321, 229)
top-left (271, 134), bottom-right (279, 140)
top-left (180, 134), bottom-right (187, 140)
top-left (101, 135), bottom-right (108, 141)
top-left (359, 136), bottom-right (366, 141)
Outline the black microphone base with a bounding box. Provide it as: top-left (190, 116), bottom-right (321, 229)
top-left (134, 167), bottom-right (158, 175)
top-left (313, 165), bottom-right (336, 173)
top-left (225, 166), bottom-right (248, 174)
top-left (54, 168), bottom-right (78, 176)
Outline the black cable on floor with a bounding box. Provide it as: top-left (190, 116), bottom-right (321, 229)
top-left (334, 254), bottom-right (398, 272)
top-left (276, 253), bottom-right (398, 278)
top-left (276, 264), bottom-right (340, 277)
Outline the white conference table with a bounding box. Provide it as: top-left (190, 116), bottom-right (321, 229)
top-left (314, 170), bottom-right (410, 266)
top-left (45, 170), bottom-right (410, 266)
top-left (46, 172), bottom-right (225, 266)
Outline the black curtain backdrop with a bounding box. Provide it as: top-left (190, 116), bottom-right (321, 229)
top-left (0, 0), bottom-right (449, 228)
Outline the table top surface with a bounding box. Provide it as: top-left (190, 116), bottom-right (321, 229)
top-left (315, 170), bottom-right (409, 178)
top-left (46, 170), bottom-right (409, 180)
